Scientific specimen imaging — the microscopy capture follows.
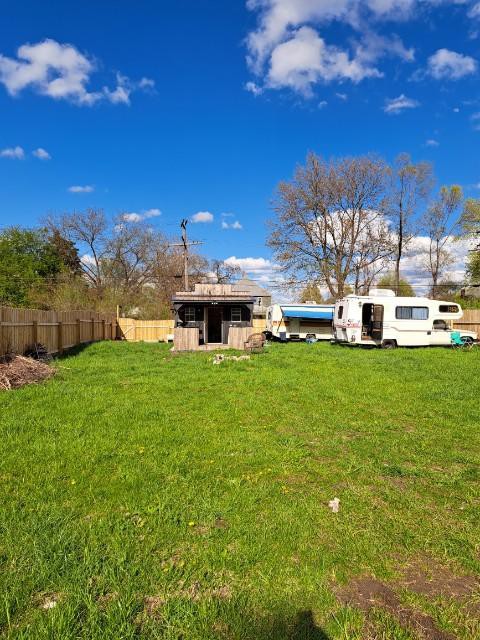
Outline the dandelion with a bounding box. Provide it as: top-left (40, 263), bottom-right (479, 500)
top-left (188, 521), bottom-right (196, 527)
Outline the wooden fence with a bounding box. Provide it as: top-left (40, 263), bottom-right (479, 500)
top-left (453, 309), bottom-right (480, 336)
top-left (117, 318), bottom-right (174, 342)
top-left (0, 307), bottom-right (117, 357)
top-left (117, 317), bottom-right (267, 343)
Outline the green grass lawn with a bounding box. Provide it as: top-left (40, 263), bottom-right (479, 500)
top-left (1, 341), bottom-right (479, 639)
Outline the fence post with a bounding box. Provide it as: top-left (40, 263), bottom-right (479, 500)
top-left (32, 319), bottom-right (38, 346)
top-left (58, 321), bottom-right (63, 354)
top-left (91, 317), bottom-right (95, 342)
top-left (102, 318), bottom-right (106, 340)
top-left (133, 319), bottom-right (137, 342)
top-left (76, 318), bottom-right (81, 346)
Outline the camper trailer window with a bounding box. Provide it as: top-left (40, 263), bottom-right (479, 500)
top-left (231, 307), bottom-right (242, 322)
top-left (338, 305), bottom-right (344, 319)
top-left (395, 306), bottom-right (429, 320)
top-left (433, 319), bottom-right (448, 330)
top-left (185, 306), bottom-right (196, 322)
top-left (439, 304), bottom-right (459, 313)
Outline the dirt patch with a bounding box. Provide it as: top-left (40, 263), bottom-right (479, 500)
top-left (175, 580), bottom-right (232, 602)
top-left (97, 592), bottom-right (119, 608)
top-left (336, 576), bottom-right (455, 640)
top-left (135, 594), bottom-right (165, 625)
top-left (214, 517), bottom-right (229, 529)
top-left (398, 556), bottom-right (479, 602)
top-left (34, 592), bottom-right (63, 610)
top-left (0, 355), bottom-right (55, 390)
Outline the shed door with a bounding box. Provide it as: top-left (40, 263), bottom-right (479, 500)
top-left (207, 306), bottom-right (223, 343)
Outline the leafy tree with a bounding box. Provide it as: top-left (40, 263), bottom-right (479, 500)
top-left (376, 272), bottom-right (415, 296)
top-left (0, 227), bottom-right (69, 307)
top-left (299, 282), bottom-right (323, 303)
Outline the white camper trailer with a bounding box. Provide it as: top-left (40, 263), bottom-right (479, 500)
top-left (266, 304), bottom-right (334, 341)
top-left (333, 289), bottom-right (477, 348)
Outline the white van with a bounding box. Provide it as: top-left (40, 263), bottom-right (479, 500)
top-left (333, 289), bottom-right (477, 348)
top-left (266, 304), bottom-right (334, 341)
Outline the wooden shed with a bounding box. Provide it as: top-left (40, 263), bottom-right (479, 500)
top-left (172, 283), bottom-right (255, 350)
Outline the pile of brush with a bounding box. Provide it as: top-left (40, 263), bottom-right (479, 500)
top-left (0, 354), bottom-right (55, 391)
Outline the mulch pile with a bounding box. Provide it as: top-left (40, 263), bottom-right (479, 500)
top-left (0, 355), bottom-right (55, 391)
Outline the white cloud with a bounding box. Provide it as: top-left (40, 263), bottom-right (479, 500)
top-left (32, 147), bottom-right (51, 160)
top-left (336, 92), bottom-right (348, 100)
top-left (122, 208), bottom-right (161, 223)
top-left (138, 77), bottom-right (155, 89)
top-left (246, 0), bottom-right (422, 95)
top-left (68, 185), bottom-right (94, 193)
top-left (425, 138), bottom-right (439, 147)
top-left (245, 80), bottom-right (263, 95)
top-left (472, 112), bottom-right (480, 130)
top-left (468, 2), bottom-right (480, 18)
top-left (0, 39), bottom-right (152, 106)
top-left (143, 208), bottom-right (161, 218)
top-left (384, 93), bottom-right (420, 114)
top-left (0, 145), bottom-right (24, 159)
top-left (122, 213), bottom-right (142, 223)
top-left (427, 48), bottom-right (477, 80)
top-left (222, 220), bottom-right (243, 229)
top-left (224, 255), bottom-right (279, 273)
top-left (318, 100), bottom-right (328, 108)
top-left (191, 211), bottom-right (214, 223)
top-left (266, 26), bottom-right (383, 95)
top-left (80, 253), bottom-right (96, 266)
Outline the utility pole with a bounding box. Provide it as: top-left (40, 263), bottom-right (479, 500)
top-left (168, 220), bottom-right (204, 291)
top-left (181, 218), bottom-right (189, 291)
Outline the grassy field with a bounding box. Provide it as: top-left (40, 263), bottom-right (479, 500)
top-left (1, 341), bottom-right (479, 639)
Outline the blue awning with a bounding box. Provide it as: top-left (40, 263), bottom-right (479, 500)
top-left (281, 308), bottom-right (333, 320)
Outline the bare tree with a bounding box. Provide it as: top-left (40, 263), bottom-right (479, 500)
top-left (388, 153), bottom-right (433, 293)
top-left (421, 185), bottom-right (463, 295)
top-left (45, 209), bottom-right (209, 316)
top-left (45, 208), bottom-right (108, 289)
top-left (268, 153), bottom-right (393, 298)
top-left (209, 259), bottom-right (241, 284)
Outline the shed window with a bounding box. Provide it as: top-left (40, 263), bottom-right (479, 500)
top-left (439, 304), bottom-right (459, 313)
top-left (338, 305), bottom-right (344, 319)
top-left (231, 307), bottom-right (242, 322)
top-left (184, 306), bottom-right (196, 322)
top-left (395, 306), bottom-right (429, 320)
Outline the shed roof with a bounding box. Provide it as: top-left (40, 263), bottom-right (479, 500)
top-left (173, 283), bottom-right (255, 304)
top-left (232, 277), bottom-right (271, 298)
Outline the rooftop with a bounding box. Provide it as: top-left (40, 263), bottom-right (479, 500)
top-left (173, 283), bottom-right (254, 303)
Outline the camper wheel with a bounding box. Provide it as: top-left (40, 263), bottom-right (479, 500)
top-left (381, 339), bottom-right (397, 350)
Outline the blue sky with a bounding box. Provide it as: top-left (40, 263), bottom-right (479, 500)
top-left (0, 0), bottom-right (479, 286)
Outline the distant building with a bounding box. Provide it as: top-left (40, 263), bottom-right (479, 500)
top-left (232, 278), bottom-right (272, 318)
